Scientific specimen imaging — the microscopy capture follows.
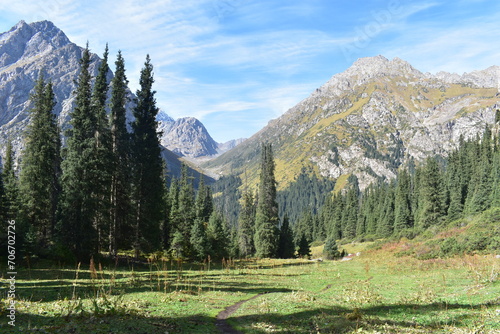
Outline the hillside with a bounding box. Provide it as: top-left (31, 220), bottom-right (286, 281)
top-left (204, 56), bottom-right (499, 190)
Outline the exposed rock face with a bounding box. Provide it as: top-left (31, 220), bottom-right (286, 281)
top-left (0, 20), bottom-right (103, 161)
top-left (217, 138), bottom-right (246, 154)
top-left (0, 20), bottom-right (241, 165)
top-left (159, 117), bottom-right (219, 158)
top-left (205, 56), bottom-right (500, 190)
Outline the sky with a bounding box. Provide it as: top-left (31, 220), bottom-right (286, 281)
top-left (1, 0), bottom-right (500, 142)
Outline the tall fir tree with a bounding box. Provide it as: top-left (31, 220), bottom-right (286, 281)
top-left (190, 217), bottom-right (209, 261)
top-left (417, 157), bottom-right (444, 229)
top-left (19, 74), bottom-right (61, 250)
top-left (3, 142), bottom-right (19, 221)
top-left (175, 164), bottom-right (196, 257)
top-left (130, 54), bottom-right (165, 256)
top-left (490, 151), bottom-right (500, 207)
top-left (277, 214), bottom-right (295, 259)
top-left (254, 143), bottom-right (279, 258)
top-left (394, 169), bottom-right (413, 233)
top-left (109, 50), bottom-right (132, 255)
top-left (238, 189), bottom-right (256, 257)
top-left (207, 210), bottom-right (229, 259)
top-left (195, 175), bottom-right (213, 223)
top-left (59, 45), bottom-right (99, 261)
top-left (342, 179), bottom-right (359, 239)
top-left (90, 46), bottom-right (113, 253)
top-left (466, 127), bottom-right (493, 213)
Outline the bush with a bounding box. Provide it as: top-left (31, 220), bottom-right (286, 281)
top-left (323, 237), bottom-right (341, 260)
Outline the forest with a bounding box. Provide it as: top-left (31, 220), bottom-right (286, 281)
top-left (1, 44), bottom-right (500, 265)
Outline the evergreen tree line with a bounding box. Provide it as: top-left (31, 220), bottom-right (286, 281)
top-left (317, 124), bottom-right (500, 249)
top-left (0, 45), bottom-right (233, 262)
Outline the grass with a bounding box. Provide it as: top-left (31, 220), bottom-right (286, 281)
top-left (1, 245), bottom-right (499, 333)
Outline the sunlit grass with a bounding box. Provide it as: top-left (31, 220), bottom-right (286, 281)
top-left (1, 244), bottom-right (499, 333)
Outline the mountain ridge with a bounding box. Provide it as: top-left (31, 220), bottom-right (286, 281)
top-left (204, 55), bottom-right (499, 190)
top-left (0, 20), bottom-right (238, 173)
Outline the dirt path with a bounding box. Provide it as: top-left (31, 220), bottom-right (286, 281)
top-left (216, 293), bottom-right (267, 334)
top-left (320, 284), bottom-right (332, 292)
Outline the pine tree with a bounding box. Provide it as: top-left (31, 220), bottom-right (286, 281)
top-left (59, 45), bottom-right (99, 261)
top-left (377, 182), bottom-right (395, 237)
top-left (130, 55), bottom-right (165, 256)
top-left (109, 50), bottom-right (132, 255)
top-left (254, 143), bottom-right (279, 258)
top-left (90, 46), bottom-right (113, 253)
top-left (466, 127), bottom-right (493, 213)
top-left (490, 151), bottom-right (500, 207)
top-left (238, 189), bottom-right (256, 257)
top-left (190, 218), bottom-right (209, 261)
top-left (417, 157), bottom-right (444, 229)
top-left (207, 211), bottom-right (229, 259)
top-left (294, 210), bottom-right (314, 245)
top-left (394, 169), bottom-right (412, 233)
top-left (323, 237), bottom-right (341, 259)
top-left (195, 175), bottom-right (213, 223)
top-left (176, 164), bottom-right (196, 257)
top-left (3, 142), bottom-right (19, 221)
top-left (277, 214), bottom-right (295, 258)
top-left (446, 150), bottom-right (465, 220)
top-left (19, 74), bottom-right (61, 250)
top-left (296, 234), bottom-right (311, 258)
top-left (342, 179), bottom-right (359, 239)
top-left (2, 142), bottom-right (20, 257)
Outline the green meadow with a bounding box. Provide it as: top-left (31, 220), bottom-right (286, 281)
top-left (1, 242), bottom-right (499, 333)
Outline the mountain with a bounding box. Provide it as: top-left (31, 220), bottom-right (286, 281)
top-left (204, 55), bottom-right (500, 190)
top-left (158, 116), bottom-right (219, 157)
top-left (158, 115), bottom-right (246, 159)
top-left (0, 20), bottom-right (228, 180)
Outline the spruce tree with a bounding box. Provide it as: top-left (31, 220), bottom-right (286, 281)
top-left (342, 180), bottom-right (359, 239)
top-left (466, 127), bottom-right (493, 213)
top-left (417, 157), bottom-right (444, 229)
top-left (59, 45), bottom-right (99, 261)
top-left (296, 234), bottom-right (311, 258)
top-left (19, 74), bottom-right (61, 250)
top-left (277, 214), bottom-right (295, 258)
top-left (3, 142), bottom-right (19, 221)
top-left (130, 55), bottom-right (165, 256)
top-left (109, 50), bottom-right (132, 255)
top-left (254, 143), bottom-right (279, 258)
top-left (90, 46), bottom-right (113, 253)
top-left (176, 164), bottom-right (196, 256)
top-left (490, 152), bottom-right (500, 207)
top-left (207, 211), bottom-right (229, 259)
top-left (195, 175), bottom-right (213, 223)
top-left (394, 169), bottom-right (413, 233)
top-left (238, 189), bottom-right (256, 257)
top-left (377, 182), bottom-right (395, 237)
top-left (190, 218), bottom-right (209, 261)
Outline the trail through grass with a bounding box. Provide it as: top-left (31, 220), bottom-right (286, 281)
top-left (1, 245), bottom-right (499, 333)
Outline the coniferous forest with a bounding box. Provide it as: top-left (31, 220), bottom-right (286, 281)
top-left (1, 45), bottom-right (500, 264)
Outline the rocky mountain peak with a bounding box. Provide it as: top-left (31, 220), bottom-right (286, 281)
top-left (0, 20), bottom-right (70, 68)
top-left (348, 55), bottom-right (421, 78)
top-left (159, 116), bottom-right (219, 158)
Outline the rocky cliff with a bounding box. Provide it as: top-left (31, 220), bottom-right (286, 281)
top-left (204, 56), bottom-right (500, 190)
top-left (0, 20), bottom-right (239, 169)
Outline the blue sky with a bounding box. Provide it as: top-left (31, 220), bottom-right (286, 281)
top-left (1, 0), bottom-right (500, 142)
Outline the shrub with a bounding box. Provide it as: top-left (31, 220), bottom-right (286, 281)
top-left (323, 237), bottom-right (341, 260)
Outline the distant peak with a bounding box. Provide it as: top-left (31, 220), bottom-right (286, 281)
top-left (15, 20), bottom-right (27, 28)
